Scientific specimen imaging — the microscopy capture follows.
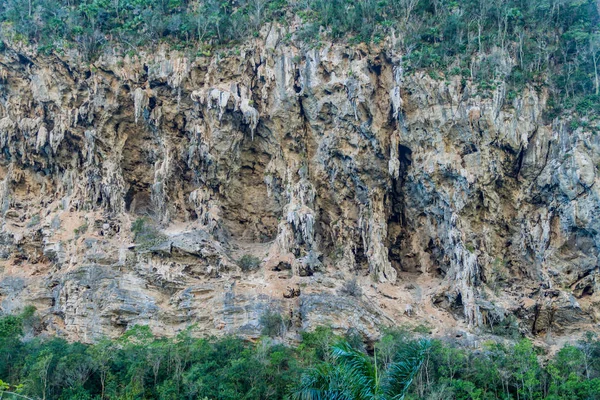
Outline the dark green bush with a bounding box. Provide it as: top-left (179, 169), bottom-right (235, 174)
top-left (339, 277), bottom-right (362, 297)
top-left (130, 217), bottom-right (166, 250)
top-left (238, 254), bottom-right (261, 272)
top-left (259, 309), bottom-right (286, 337)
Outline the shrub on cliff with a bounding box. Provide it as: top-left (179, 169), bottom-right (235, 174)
top-left (260, 309), bottom-right (287, 337)
top-left (238, 254), bottom-right (261, 271)
top-left (339, 277), bottom-right (362, 297)
top-left (131, 217), bottom-right (166, 250)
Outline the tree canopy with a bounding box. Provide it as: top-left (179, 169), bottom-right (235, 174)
top-left (2, 310), bottom-right (600, 399)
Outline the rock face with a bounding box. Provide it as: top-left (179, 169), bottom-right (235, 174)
top-left (0, 30), bottom-right (599, 343)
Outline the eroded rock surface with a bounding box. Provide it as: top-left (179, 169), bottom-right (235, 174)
top-left (0, 30), bottom-right (599, 343)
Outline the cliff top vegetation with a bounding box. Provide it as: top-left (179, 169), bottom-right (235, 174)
top-left (0, 0), bottom-right (598, 119)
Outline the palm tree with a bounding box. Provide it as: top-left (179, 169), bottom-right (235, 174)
top-left (290, 338), bottom-right (431, 400)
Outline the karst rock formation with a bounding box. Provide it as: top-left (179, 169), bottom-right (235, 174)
top-left (0, 30), bottom-right (599, 343)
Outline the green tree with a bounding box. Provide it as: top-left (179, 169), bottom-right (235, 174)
top-left (290, 339), bottom-right (431, 400)
top-left (510, 339), bottom-right (541, 400)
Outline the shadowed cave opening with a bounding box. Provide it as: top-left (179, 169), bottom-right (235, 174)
top-left (387, 144), bottom-right (414, 271)
top-left (120, 122), bottom-right (157, 216)
top-left (220, 131), bottom-right (283, 243)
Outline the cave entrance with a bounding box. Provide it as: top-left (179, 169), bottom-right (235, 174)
top-left (220, 132), bottom-right (283, 243)
top-left (387, 144), bottom-right (413, 271)
top-left (120, 122), bottom-right (157, 217)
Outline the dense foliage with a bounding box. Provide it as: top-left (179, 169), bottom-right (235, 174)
top-left (291, 338), bottom-right (431, 400)
top-left (0, 0), bottom-right (598, 118)
top-left (2, 310), bottom-right (600, 399)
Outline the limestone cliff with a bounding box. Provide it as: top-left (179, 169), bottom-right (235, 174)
top-left (0, 29), bottom-right (598, 344)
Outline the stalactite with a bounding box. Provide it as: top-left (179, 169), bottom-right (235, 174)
top-left (18, 117), bottom-right (41, 140)
top-left (152, 149), bottom-right (171, 223)
top-left (443, 211), bottom-right (481, 327)
top-left (389, 130), bottom-right (400, 179)
top-left (238, 85), bottom-right (259, 139)
top-left (194, 84), bottom-right (260, 139)
top-left (273, 166), bottom-right (317, 258)
top-left (36, 125), bottom-right (48, 151)
top-left (189, 187), bottom-right (220, 232)
top-left (49, 111), bottom-right (73, 154)
top-left (359, 192), bottom-right (396, 283)
top-left (390, 86), bottom-right (402, 121)
top-left (98, 160), bottom-right (126, 213)
top-left (133, 87), bottom-right (148, 124)
top-left (49, 128), bottom-right (65, 154)
top-left (0, 164), bottom-right (12, 214)
top-left (147, 52), bottom-right (190, 88)
top-left (84, 130), bottom-right (96, 165)
top-left (345, 78), bottom-right (361, 120)
top-left (0, 117), bottom-right (16, 148)
top-left (389, 62), bottom-right (405, 179)
top-left (240, 98), bottom-right (259, 139)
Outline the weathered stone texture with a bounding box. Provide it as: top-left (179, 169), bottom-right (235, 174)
top-left (0, 32), bottom-right (598, 343)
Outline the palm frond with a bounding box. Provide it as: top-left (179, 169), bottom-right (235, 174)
top-left (382, 339), bottom-right (432, 400)
top-left (290, 339), bottom-right (431, 400)
top-left (330, 341), bottom-right (378, 399)
top-left (289, 362), bottom-right (354, 400)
